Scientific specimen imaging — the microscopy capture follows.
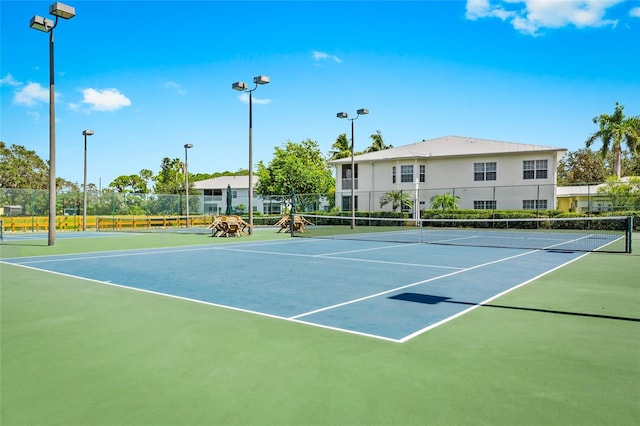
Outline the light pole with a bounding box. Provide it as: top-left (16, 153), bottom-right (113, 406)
top-left (82, 129), bottom-right (94, 231)
top-left (184, 143), bottom-right (193, 227)
top-left (232, 75), bottom-right (270, 235)
top-left (30, 2), bottom-right (76, 246)
top-left (336, 108), bottom-right (369, 229)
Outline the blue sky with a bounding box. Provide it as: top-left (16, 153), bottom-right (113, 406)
top-left (2, 0), bottom-right (639, 187)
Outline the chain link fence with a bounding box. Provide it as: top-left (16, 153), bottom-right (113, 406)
top-left (1, 182), bottom-right (638, 231)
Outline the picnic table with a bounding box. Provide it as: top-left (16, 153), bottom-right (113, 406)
top-left (275, 215), bottom-right (312, 233)
top-left (209, 215), bottom-right (252, 237)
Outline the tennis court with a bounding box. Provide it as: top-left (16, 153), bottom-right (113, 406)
top-left (1, 233), bottom-right (603, 342)
top-left (1, 226), bottom-right (638, 425)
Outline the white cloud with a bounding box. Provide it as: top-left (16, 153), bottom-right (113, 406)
top-left (163, 81), bottom-right (187, 95)
top-left (312, 50), bottom-right (342, 63)
top-left (466, 0), bottom-right (623, 35)
top-left (466, 0), bottom-right (494, 19)
top-left (81, 88), bottom-right (131, 112)
top-left (14, 82), bottom-right (49, 106)
top-left (630, 7), bottom-right (640, 18)
top-left (1, 73), bottom-right (21, 87)
top-left (238, 93), bottom-right (271, 105)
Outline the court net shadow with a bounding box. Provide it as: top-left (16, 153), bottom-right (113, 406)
top-left (389, 292), bottom-right (640, 323)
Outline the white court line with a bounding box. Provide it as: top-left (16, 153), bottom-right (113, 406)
top-left (316, 255), bottom-right (463, 270)
top-left (317, 242), bottom-right (421, 257)
top-left (290, 249), bottom-right (541, 320)
top-left (2, 238), bottom-right (305, 264)
top-left (194, 244), bottom-right (464, 270)
top-left (428, 235), bottom-right (481, 243)
top-left (543, 234), bottom-right (593, 249)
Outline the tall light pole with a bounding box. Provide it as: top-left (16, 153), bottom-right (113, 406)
top-left (184, 143), bottom-right (193, 227)
top-left (82, 129), bottom-right (94, 231)
top-left (232, 75), bottom-right (270, 235)
top-left (337, 108), bottom-right (369, 229)
top-left (30, 2), bottom-right (76, 246)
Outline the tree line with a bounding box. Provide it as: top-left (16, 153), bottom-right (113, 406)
top-left (0, 129), bottom-right (395, 198)
top-left (2, 103), bottom-right (638, 198)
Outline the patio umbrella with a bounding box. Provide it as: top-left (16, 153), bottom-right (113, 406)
top-left (225, 184), bottom-right (233, 215)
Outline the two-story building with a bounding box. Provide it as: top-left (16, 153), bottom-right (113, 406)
top-left (328, 135), bottom-right (567, 216)
top-left (192, 175), bottom-right (285, 215)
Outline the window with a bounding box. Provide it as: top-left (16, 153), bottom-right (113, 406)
top-left (523, 160), bottom-right (548, 180)
top-left (523, 199), bottom-right (548, 209)
top-left (341, 164), bottom-right (358, 189)
top-left (263, 203), bottom-right (281, 215)
top-left (342, 195), bottom-right (358, 211)
top-left (419, 165), bottom-right (426, 183)
top-left (204, 189), bottom-right (213, 196)
top-left (392, 166), bottom-right (396, 184)
top-left (400, 165), bottom-right (413, 183)
top-left (474, 200), bottom-right (496, 210)
top-left (213, 189), bottom-right (222, 196)
top-left (341, 164), bottom-right (358, 179)
top-left (474, 162), bottom-right (496, 181)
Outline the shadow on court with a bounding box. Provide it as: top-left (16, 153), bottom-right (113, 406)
top-left (389, 292), bottom-right (640, 323)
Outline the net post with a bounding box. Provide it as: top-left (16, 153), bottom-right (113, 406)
top-left (627, 215), bottom-right (633, 254)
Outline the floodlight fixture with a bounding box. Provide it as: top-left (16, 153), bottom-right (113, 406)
top-left (184, 143), bottom-right (193, 149)
top-left (232, 82), bottom-right (248, 91)
top-left (82, 129), bottom-right (94, 136)
top-left (336, 112), bottom-right (348, 119)
top-left (357, 108), bottom-right (369, 116)
top-left (254, 75), bottom-right (270, 85)
top-left (50, 2), bottom-right (76, 19)
top-left (30, 15), bottom-right (54, 32)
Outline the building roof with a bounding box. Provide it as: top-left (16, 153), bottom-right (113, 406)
top-left (556, 185), bottom-right (601, 196)
top-left (557, 177), bottom-right (637, 197)
top-left (329, 135), bottom-right (567, 164)
top-left (192, 175), bottom-right (258, 190)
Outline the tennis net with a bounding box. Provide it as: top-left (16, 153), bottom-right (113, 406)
top-left (292, 214), bottom-right (633, 253)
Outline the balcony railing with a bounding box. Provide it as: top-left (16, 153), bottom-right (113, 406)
top-left (341, 178), bottom-right (359, 190)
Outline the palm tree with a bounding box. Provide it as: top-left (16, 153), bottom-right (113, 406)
top-left (364, 130), bottom-right (393, 153)
top-left (430, 193), bottom-right (460, 210)
top-left (139, 168), bottom-right (153, 194)
top-left (328, 133), bottom-right (351, 160)
top-left (379, 190), bottom-right (413, 212)
top-left (586, 102), bottom-right (640, 179)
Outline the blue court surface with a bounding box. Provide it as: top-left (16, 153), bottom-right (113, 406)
top-left (2, 238), bottom-right (588, 342)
